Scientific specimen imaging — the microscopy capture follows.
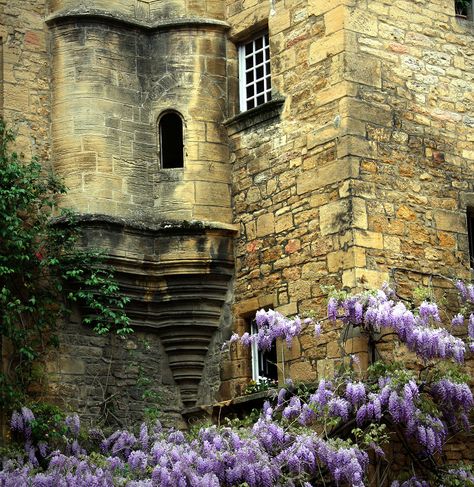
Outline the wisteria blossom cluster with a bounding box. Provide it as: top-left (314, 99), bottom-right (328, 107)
top-left (227, 308), bottom-right (315, 351)
top-left (2, 285), bottom-right (473, 486)
top-left (454, 280), bottom-right (474, 352)
top-left (272, 372), bottom-right (473, 458)
top-left (327, 287), bottom-right (468, 362)
top-left (2, 407), bottom-right (371, 487)
top-left (2, 373), bottom-right (473, 487)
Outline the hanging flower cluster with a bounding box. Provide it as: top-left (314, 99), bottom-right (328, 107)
top-left (328, 287), bottom-right (467, 363)
top-left (228, 309), bottom-right (315, 351)
top-left (2, 409), bottom-right (370, 487)
top-left (2, 285), bottom-right (473, 486)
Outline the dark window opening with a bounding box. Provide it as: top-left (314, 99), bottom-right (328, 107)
top-left (251, 320), bottom-right (278, 383)
top-left (159, 112), bottom-right (184, 169)
top-left (455, 0), bottom-right (472, 17)
top-left (468, 209), bottom-right (474, 268)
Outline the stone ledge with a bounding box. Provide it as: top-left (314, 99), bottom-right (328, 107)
top-left (224, 98), bottom-right (285, 136)
top-left (46, 8), bottom-right (230, 31)
top-left (51, 213), bottom-right (239, 235)
top-left (182, 390), bottom-right (276, 423)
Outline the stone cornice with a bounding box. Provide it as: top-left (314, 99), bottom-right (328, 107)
top-left (46, 8), bottom-right (230, 32)
top-left (52, 213), bottom-right (239, 235)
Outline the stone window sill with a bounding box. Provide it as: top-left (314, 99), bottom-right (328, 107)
top-left (224, 97), bottom-right (284, 136)
top-left (182, 389), bottom-right (276, 422)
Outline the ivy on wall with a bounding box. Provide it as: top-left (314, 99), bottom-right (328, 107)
top-left (0, 120), bottom-right (132, 409)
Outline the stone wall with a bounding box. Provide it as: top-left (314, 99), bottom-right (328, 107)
top-left (1, 0), bottom-right (237, 426)
top-left (221, 0), bottom-right (474, 406)
top-left (0, 0), bottom-right (51, 161)
top-left (221, 0), bottom-right (368, 397)
top-left (49, 10), bottom-right (232, 223)
top-left (46, 312), bottom-right (184, 429)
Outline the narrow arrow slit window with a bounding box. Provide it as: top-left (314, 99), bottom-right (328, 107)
top-left (159, 112), bottom-right (184, 169)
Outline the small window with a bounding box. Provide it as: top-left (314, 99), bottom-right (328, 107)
top-left (239, 32), bottom-right (272, 112)
top-left (455, 0), bottom-right (473, 18)
top-left (468, 209), bottom-right (474, 268)
top-left (250, 320), bottom-right (278, 383)
top-left (159, 112), bottom-right (184, 169)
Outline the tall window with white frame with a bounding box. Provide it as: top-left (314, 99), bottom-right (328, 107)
top-left (250, 319), bottom-right (278, 384)
top-left (468, 209), bottom-right (474, 269)
top-left (239, 32), bottom-right (272, 112)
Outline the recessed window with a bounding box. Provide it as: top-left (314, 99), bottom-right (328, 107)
top-left (455, 0), bottom-right (473, 18)
top-left (468, 209), bottom-right (474, 268)
top-left (250, 319), bottom-right (278, 383)
top-left (239, 32), bottom-right (272, 112)
top-left (159, 112), bottom-right (184, 169)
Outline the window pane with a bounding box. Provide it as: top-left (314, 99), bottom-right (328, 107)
top-left (239, 32), bottom-right (272, 112)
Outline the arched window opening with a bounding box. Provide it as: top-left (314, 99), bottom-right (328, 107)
top-left (159, 112), bottom-right (184, 169)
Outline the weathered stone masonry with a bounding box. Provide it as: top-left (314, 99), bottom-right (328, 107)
top-left (221, 0), bottom-right (474, 410)
top-left (1, 0), bottom-right (474, 442)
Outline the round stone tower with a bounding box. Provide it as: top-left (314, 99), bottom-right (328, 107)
top-left (47, 0), bottom-right (235, 412)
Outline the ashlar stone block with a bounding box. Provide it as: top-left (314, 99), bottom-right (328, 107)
top-left (319, 199), bottom-right (351, 236)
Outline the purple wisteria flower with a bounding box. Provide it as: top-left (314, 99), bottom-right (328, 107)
top-left (327, 297), bottom-right (339, 321)
top-left (65, 413), bottom-right (80, 437)
top-left (452, 313), bottom-right (464, 327)
top-left (345, 381), bottom-right (366, 406)
top-left (455, 280), bottom-right (468, 301)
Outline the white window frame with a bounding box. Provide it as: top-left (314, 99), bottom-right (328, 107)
top-left (250, 320), bottom-right (278, 383)
top-left (238, 32), bottom-right (272, 112)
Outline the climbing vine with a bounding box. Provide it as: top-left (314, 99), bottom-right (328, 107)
top-left (0, 120), bottom-right (132, 409)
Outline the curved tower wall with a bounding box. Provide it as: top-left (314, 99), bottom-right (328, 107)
top-left (47, 0), bottom-right (236, 414)
top-left (49, 4), bottom-right (231, 224)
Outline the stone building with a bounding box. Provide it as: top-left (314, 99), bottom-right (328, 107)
top-left (1, 0), bottom-right (474, 433)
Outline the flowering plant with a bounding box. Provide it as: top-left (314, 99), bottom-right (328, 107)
top-left (1, 284), bottom-right (473, 486)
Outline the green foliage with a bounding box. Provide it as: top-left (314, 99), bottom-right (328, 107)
top-left (367, 361), bottom-right (415, 387)
top-left (440, 463), bottom-right (474, 487)
top-left (0, 119), bottom-right (132, 409)
top-left (455, 0), bottom-right (472, 15)
top-left (27, 402), bottom-right (68, 445)
top-left (243, 378), bottom-right (277, 395)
